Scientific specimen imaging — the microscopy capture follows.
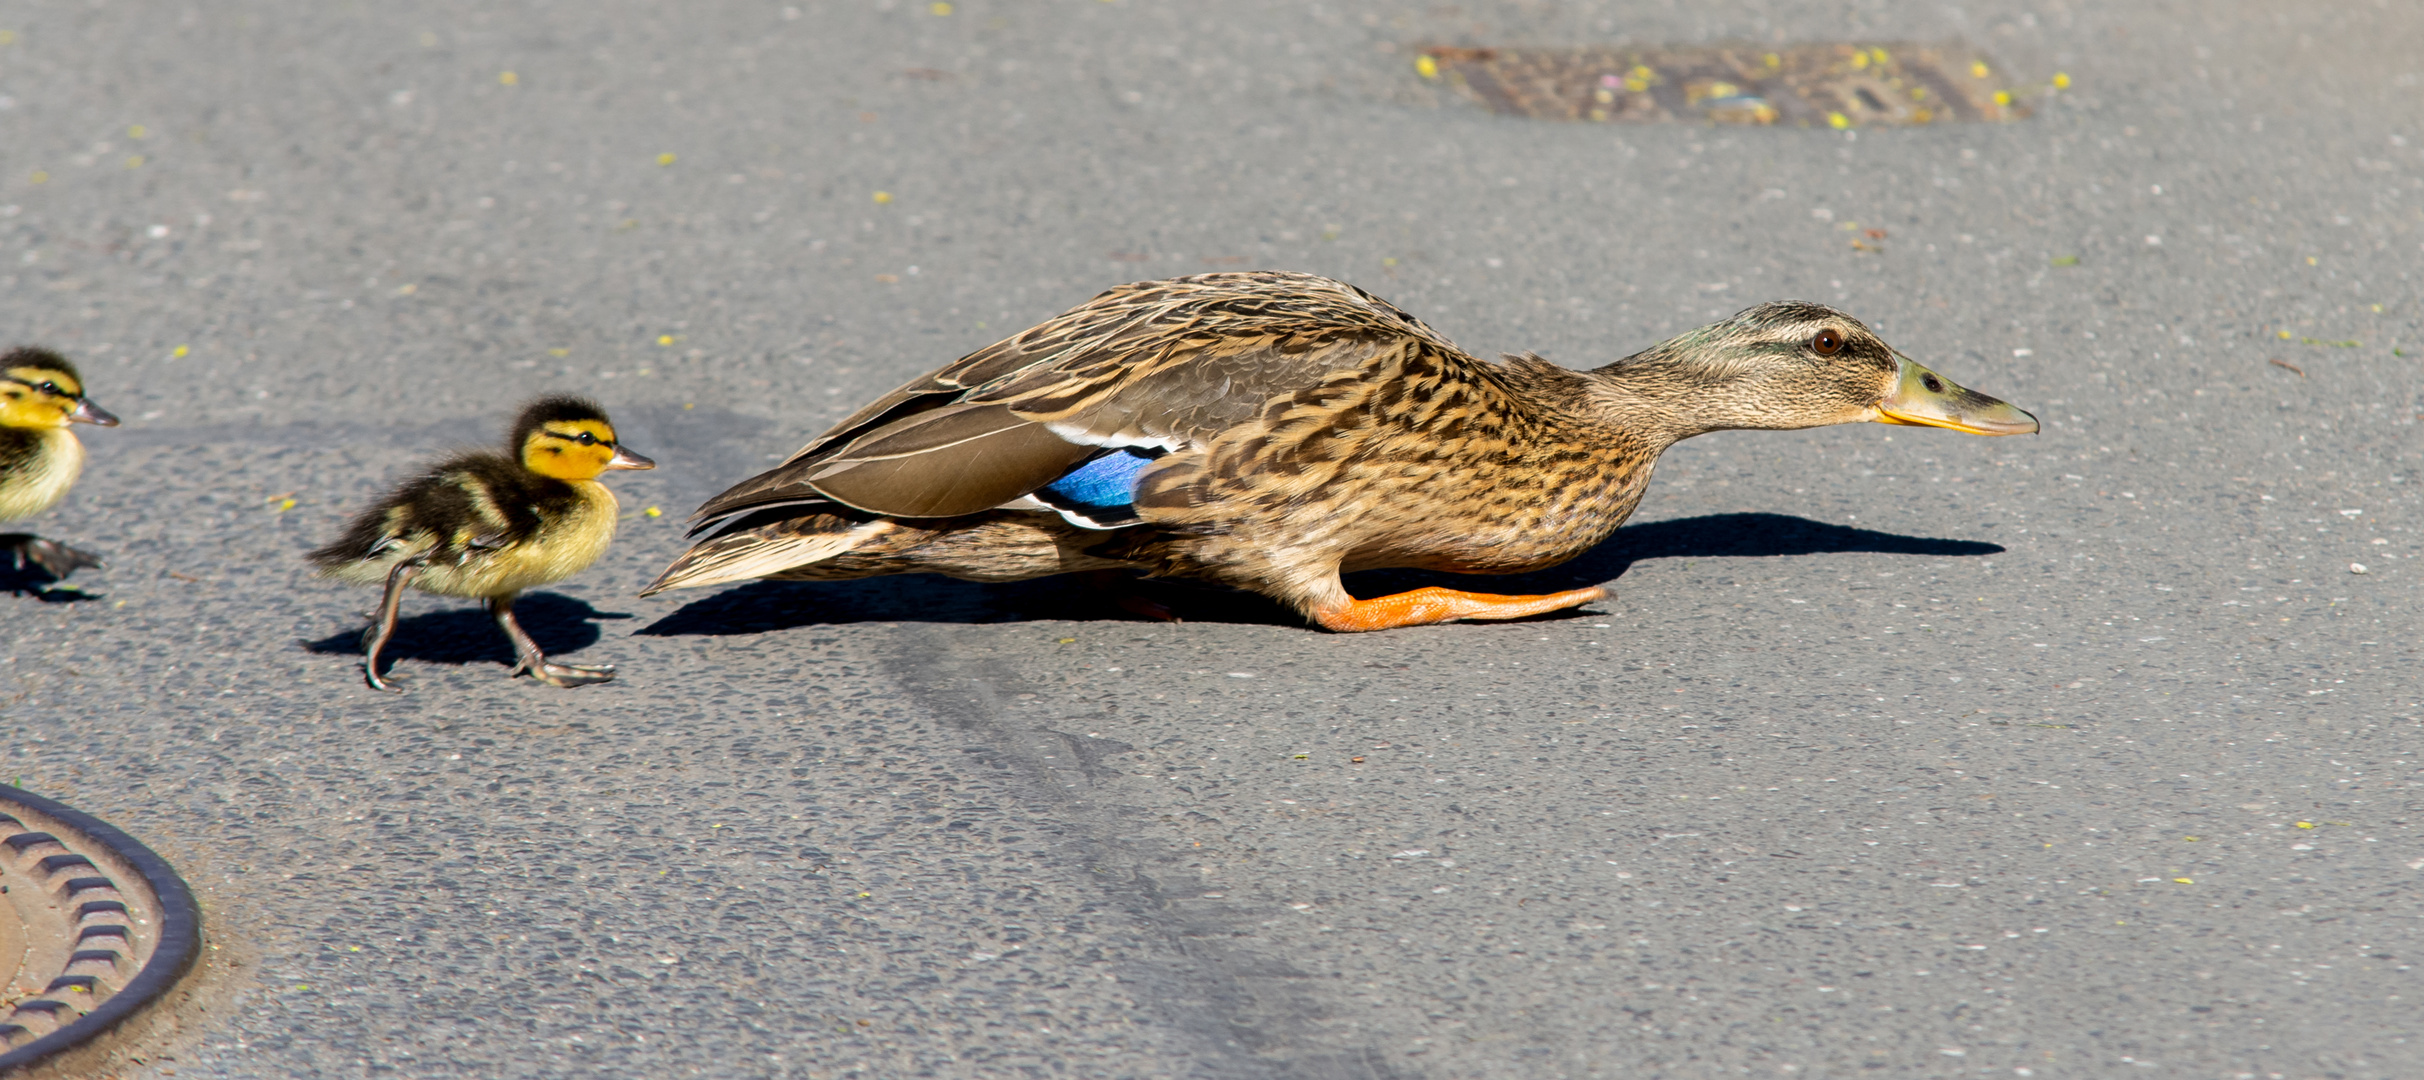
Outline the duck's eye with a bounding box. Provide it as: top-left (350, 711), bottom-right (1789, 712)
top-left (1810, 329), bottom-right (1844, 356)
top-left (36, 382), bottom-right (59, 395)
top-left (576, 432), bottom-right (597, 445)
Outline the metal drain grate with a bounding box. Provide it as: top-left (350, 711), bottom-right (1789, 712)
top-left (1419, 41), bottom-right (2033, 127)
top-left (0, 785), bottom-right (200, 1072)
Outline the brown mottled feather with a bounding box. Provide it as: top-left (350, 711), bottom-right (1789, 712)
top-left (690, 272), bottom-right (1450, 525)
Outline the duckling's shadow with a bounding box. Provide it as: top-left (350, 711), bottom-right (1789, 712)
top-left (303, 592), bottom-right (631, 666)
top-left (639, 512), bottom-right (2002, 635)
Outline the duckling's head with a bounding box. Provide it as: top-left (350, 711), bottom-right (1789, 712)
top-left (511, 395), bottom-right (656, 481)
top-left (1596, 301), bottom-right (2036, 438)
top-left (0, 347), bottom-right (120, 430)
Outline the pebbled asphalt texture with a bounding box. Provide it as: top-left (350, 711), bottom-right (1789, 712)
top-left (2, 1), bottom-right (2420, 1077)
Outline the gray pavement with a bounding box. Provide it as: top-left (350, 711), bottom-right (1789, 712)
top-left (3, 1), bottom-right (2421, 1077)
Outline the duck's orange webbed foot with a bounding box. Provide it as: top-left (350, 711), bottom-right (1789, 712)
top-left (1310, 585), bottom-right (1608, 632)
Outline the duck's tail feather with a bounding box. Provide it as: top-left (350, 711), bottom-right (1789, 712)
top-left (641, 514), bottom-right (897, 595)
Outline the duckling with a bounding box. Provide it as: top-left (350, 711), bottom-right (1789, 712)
top-left (311, 396), bottom-right (654, 689)
top-left (0, 347), bottom-right (120, 581)
top-left (645, 271), bottom-right (2035, 631)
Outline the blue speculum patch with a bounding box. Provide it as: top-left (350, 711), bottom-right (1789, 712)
top-left (1042, 448), bottom-right (1158, 509)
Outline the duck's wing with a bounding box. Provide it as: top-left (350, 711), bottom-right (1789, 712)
top-left (688, 271), bottom-right (1469, 529)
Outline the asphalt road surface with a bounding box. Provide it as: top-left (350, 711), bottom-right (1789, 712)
top-left (4, 1), bottom-right (2420, 1077)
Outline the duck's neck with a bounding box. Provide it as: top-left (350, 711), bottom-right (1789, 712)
top-left (1578, 363), bottom-right (1725, 449)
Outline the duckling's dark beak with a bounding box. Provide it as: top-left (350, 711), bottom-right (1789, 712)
top-left (607, 444), bottom-right (656, 470)
top-left (1874, 355), bottom-right (2038, 436)
top-left (69, 397), bottom-right (120, 427)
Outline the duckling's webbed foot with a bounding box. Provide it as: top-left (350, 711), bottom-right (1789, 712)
top-left (1, 534), bottom-right (105, 580)
top-left (531, 660), bottom-right (618, 688)
top-left (488, 593), bottom-right (617, 688)
top-left (360, 560), bottom-right (422, 691)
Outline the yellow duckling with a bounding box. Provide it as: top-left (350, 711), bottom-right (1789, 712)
top-left (0, 347), bottom-right (120, 580)
top-left (310, 396), bottom-right (654, 690)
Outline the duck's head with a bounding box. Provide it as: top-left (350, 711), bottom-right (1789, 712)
top-left (1595, 302), bottom-right (2037, 439)
top-left (511, 395), bottom-right (656, 481)
top-left (0, 347), bottom-right (119, 430)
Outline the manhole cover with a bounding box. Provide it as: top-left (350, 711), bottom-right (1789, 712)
top-left (1419, 41), bottom-right (2037, 126)
top-left (0, 785), bottom-right (200, 1072)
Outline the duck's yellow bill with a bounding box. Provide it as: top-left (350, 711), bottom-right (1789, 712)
top-left (1874, 356), bottom-right (2038, 436)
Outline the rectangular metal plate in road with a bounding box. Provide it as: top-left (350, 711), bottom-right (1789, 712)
top-left (1419, 42), bottom-right (2031, 127)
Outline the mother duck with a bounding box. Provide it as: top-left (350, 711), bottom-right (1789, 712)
top-left (644, 271), bottom-right (2034, 630)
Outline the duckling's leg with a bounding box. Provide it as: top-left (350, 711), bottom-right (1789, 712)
top-left (361, 560), bottom-right (421, 691)
top-left (488, 592), bottom-right (617, 688)
top-left (1, 534), bottom-right (105, 580)
top-left (1310, 585), bottom-right (1609, 633)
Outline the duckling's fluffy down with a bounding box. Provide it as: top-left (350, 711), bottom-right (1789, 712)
top-left (310, 450), bottom-right (619, 598)
top-left (0, 427), bottom-right (84, 521)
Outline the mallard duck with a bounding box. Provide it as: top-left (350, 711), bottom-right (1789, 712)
top-left (311, 396), bottom-right (654, 689)
top-left (0, 347), bottom-right (120, 580)
top-left (643, 271), bottom-right (2034, 630)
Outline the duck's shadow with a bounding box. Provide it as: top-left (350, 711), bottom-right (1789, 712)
top-left (304, 592), bottom-right (631, 665)
top-left (638, 512), bottom-right (2002, 637)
